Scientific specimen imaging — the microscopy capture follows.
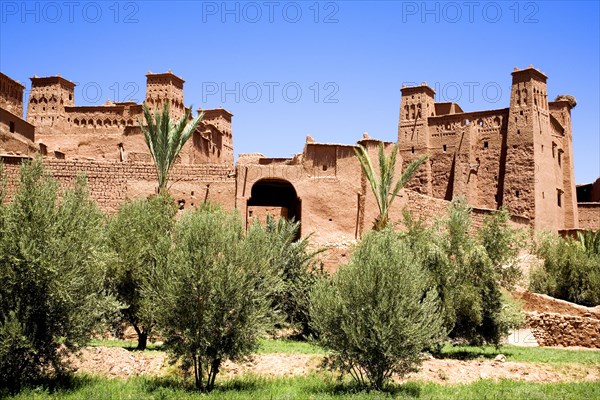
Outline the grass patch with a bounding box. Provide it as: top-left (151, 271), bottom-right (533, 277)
top-left (87, 338), bottom-right (599, 366)
top-left (8, 374), bottom-right (600, 399)
top-left (437, 344), bottom-right (600, 365)
top-left (88, 339), bottom-right (163, 351)
top-left (257, 338), bottom-right (327, 354)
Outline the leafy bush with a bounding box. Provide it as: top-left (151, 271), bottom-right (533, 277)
top-left (530, 231), bottom-right (600, 307)
top-left (106, 195), bottom-right (176, 350)
top-left (251, 216), bottom-right (325, 338)
top-left (148, 205), bottom-right (282, 392)
top-left (403, 199), bottom-right (523, 345)
top-left (478, 207), bottom-right (526, 289)
top-left (310, 229), bottom-right (444, 390)
top-left (0, 159), bottom-right (117, 392)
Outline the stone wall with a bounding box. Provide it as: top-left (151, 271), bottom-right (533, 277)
top-left (1, 156), bottom-right (235, 212)
top-left (526, 312), bottom-right (600, 348)
top-left (578, 203), bottom-right (600, 230)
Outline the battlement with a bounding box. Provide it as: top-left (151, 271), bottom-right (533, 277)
top-left (0, 72), bottom-right (25, 118)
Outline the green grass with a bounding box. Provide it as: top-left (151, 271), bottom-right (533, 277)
top-left (88, 338), bottom-right (599, 365)
top-left (436, 344), bottom-right (600, 365)
top-left (257, 338), bottom-right (327, 354)
top-left (88, 338), bottom-right (325, 355)
top-left (8, 374), bottom-right (600, 399)
top-left (88, 339), bottom-right (163, 351)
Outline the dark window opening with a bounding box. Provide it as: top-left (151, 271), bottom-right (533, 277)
top-left (483, 141), bottom-right (488, 149)
top-left (443, 144), bottom-right (447, 152)
top-left (515, 190), bottom-right (520, 198)
top-left (411, 146), bottom-right (414, 154)
top-left (248, 179), bottom-right (301, 239)
top-left (9, 121), bottom-right (15, 133)
top-left (557, 190), bottom-right (562, 207)
top-left (558, 151), bottom-right (562, 167)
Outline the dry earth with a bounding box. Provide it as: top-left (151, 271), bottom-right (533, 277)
top-left (66, 347), bottom-right (600, 385)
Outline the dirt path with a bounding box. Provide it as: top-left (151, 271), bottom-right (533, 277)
top-left (67, 347), bottom-right (600, 384)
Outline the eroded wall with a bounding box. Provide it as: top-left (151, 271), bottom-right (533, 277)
top-left (1, 156), bottom-right (235, 213)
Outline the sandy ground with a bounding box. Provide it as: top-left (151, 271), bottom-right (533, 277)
top-left (66, 346), bottom-right (600, 384)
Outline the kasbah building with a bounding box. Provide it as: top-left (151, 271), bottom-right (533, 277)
top-left (1, 66), bottom-right (599, 268)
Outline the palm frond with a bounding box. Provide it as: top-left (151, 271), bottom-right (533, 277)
top-left (139, 102), bottom-right (204, 193)
top-left (354, 142), bottom-right (430, 230)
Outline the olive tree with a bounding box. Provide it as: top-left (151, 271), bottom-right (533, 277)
top-left (148, 205), bottom-right (281, 392)
top-left (403, 199), bottom-right (523, 346)
top-left (0, 159), bottom-right (117, 392)
top-left (310, 229), bottom-right (444, 390)
top-left (105, 194), bottom-right (176, 350)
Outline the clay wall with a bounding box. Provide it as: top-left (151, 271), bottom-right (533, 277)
top-left (0, 72), bottom-right (25, 118)
top-left (578, 203), bottom-right (600, 230)
top-left (527, 312), bottom-right (600, 348)
top-left (0, 108), bottom-right (35, 144)
top-left (236, 142), bottom-right (364, 245)
top-left (1, 156), bottom-right (235, 213)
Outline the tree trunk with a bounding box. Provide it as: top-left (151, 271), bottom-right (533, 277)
top-left (136, 331), bottom-right (148, 351)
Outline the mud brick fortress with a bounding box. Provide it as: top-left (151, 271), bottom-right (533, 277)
top-left (1, 66), bottom-right (598, 265)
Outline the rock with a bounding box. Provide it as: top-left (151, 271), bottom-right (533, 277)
top-left (494, 354), bottom-right (506, 362)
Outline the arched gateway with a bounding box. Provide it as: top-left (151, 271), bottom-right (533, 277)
top-left (247, 178), bottom-right (301, 235)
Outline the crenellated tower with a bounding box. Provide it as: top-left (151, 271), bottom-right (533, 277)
top-left (397, 83), bottom-right (436, 195)
top-left (27, 75), bottom-right (75, 134)
top-left (503, 65), bottom-right (574, 230)
top-left (144, 71), bottom-right (186, 120)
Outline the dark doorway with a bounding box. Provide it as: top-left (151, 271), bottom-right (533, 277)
top-left (247, 179), bottom-right (301, 235)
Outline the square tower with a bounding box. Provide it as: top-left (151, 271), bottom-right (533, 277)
top-left (27, 75), bottom-right (75, 133)
top-left (145, 71), bottom-right (186, 120)
top-left (503, 66), bottom-right (577, 230)
top-left (397, 83), bottom-right (436, 195)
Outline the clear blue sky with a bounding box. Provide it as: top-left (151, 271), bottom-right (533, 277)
top-left (1, 1), bottom-right (598, 183)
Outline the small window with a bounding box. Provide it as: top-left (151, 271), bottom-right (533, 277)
top-left (557, 190), bottom-right (562, 207)
top-left (515, 190), bottom-right (520, 198)
top-left (483, 141), bottom-right (489, 149)
top-left (411, 146), bottom-right (415, 154)
top-left (9, 121), bottom-right (15, 133)
top-left (443, 144), bottom-right (447, 152)
top-left (558, 151), bottom-right (562, 167)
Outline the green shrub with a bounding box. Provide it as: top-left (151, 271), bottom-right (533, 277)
top-left (531, 231), bottom-right (600, 307)
top-left (403, 199), bottom-right (523, 345)
top-left (478, 207), bottom-right (526, 289)
top-left (148, 205), bottom-right (282, 392)
top-left (0, 159), bottom-right (118, 392)
top-left (105, 195), bottom-right (176, 350)
top-left (310, 229), bottom-right (444, 390)
top-left (250, 216), bottom-right (325, 338)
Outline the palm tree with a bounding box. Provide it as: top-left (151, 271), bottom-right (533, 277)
top-left (354, 143), bottom-right (429, 231)
top-left (139, 103), bottom-right (204, 193)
